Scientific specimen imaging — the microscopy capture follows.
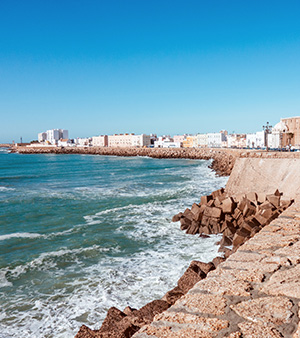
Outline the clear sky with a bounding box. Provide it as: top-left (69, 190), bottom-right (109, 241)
top-left (0, 0), bottom-right (300, 143)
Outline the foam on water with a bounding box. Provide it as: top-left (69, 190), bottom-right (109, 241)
top-left (0, 154), bottom-right (228, 338)
top-left (0, 232), bottom-right (42, 241)
top-left (0, 186), bottom-right (15, 192)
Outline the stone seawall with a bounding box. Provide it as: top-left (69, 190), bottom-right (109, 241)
top-left (226, 158), bottom-right (300, 200)
top-left (133, 201), bottom-right (300, 338)
top-left (11, 146), bottom-right (300, 177)
top-left (12, 146), bottom-right (238, 176)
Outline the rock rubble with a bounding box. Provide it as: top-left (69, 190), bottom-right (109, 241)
top-left (12, 146), bottom-right (236, 176)
top-left (173, 189), bottom-right (294, 254)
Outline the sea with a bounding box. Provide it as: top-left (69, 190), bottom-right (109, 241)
top-left (0, 148), bottom-right (228, 338)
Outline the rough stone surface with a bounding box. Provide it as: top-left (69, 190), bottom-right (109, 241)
top-left (238, 322), bottom-right (283, 338)
top-left (231, 296), bottom-right (293, 325)
top-left (131, 201), bottom-right (300, 338)
top-left (261, 264), bottom-right (300, 298)
top-left (174, 293), bottom-right (227, 315)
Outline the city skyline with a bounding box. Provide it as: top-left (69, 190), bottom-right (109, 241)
top-left (1, 1), bottom-right (300, 143)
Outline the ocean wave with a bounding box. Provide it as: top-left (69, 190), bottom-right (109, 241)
top-left (4, 245), bottom-right (119, 279)
top-left (0, 186), bottom-right (15, 192)
top-left (0, 232), bottom-right (42, 241)
top-left (0, 271), bottom-right (12, 288)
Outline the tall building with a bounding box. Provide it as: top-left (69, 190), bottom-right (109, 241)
top-left (38, 129), bottom-right (69, 145)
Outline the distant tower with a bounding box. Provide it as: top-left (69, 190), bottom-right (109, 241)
top-left (20, 137), bottom-right (23, 144)
top-left (263, 122), bottom-right (272, 151)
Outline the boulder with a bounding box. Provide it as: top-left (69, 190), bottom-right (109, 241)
top-left (220, 235), bottom-right (232, 247)
top-left (186, 221), bottom-right (200, 235)
top-left (210, 207), bottom-right (222, 219)
top-left (257, 192), bottom-right (266, 204)
top-left (233, 208), bottom-right (242, 220)
top-left (189, 260), bottom-right (215, 275)
top-left (232, 233), bottom-right (247, 248)
top-left (280, 199), bottom-right (293, 210)
top-left (123, 306), bottom-right (136, 316)
top-left (183, 208), bottom-right (194, 221)
top-left (260, 208), bottom-right (274, 220)
top-left (242, 201), bottom-right (256, 218)
top-left (200, 225), bottom-right (211, 235)
top-left (191, 204), bottom-right (204, 222)
top-left (133, 300), bottom-right (169, 325)
top-left (180, 218), bottom-right (191, 230)
top-left (211, 188), bottom-right (225, 199)
top-left (75, 325), bottom-right (97, 338)
top-left (212, 256), bottom-right (226, 267)
top-left (221, 197), bottom-right (235, 214)
top-left (214, 197), bottom-right (222, 208)
top-left (246, 192), bottom-right (258, 203)
top-left (98, 307), bottom-right (126, 333)
top-left (172, 212), bottom-right (183, 222)
top-left (237, 198), bottom-right (248, 212)
top-left (161, 286), bottom-right (184, 305)
top-left (200, 195), bottom-right (213, 205)
top-left (266, 194), bottom-right (280, 208)
top-left (178, 263), bottom-right (206, 293)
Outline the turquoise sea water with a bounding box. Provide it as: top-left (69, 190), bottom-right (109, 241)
top-left (0, 149), bottom-right (228, 337)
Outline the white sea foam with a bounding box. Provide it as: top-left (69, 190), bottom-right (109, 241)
top-left (0, 232), bottom-right (42, 241)
top-left (0, 157), bottom-right (229, 338)
top-left (0, 186), bottom-right (15, 192)
top-left (0, 271), bottom-right (12, 288)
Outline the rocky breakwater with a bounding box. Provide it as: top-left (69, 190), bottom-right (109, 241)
top-left (173, 188), bottom-right (294, 255)
top-left (75, 189), bottom-right (294, 338)
top-left (75, 257), bottom-right (224, 338)
top-left (13, 146), bottom-right (237, 176)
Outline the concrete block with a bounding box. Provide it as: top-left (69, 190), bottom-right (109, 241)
top-left (200, 194), bottom-right (213, 205)
top-left (222, 197), bottom-right (236, 214)
top-left (266, 194), bottom-right (280, 208)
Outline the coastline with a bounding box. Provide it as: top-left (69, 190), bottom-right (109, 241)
top-left (10, 146), bottom-right (236, 175)
top-left (11, 146), bottom-right (300, 176)
top-left (7, 146), bottom-right (300, 337)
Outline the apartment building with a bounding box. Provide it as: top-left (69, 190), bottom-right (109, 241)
top-left (131, 134), bottom-right (151, 147)
top-left (108, 134), bottom-right (134, 147)
top-left (92, 135), bottom-right (108, 147)
top-left (38, 129), bottom-right (69, 145)
top-left (196, 133), bottom-right (208, 148)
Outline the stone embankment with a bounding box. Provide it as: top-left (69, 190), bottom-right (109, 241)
top-left (133, 201), bottom-right (300, 338)
top-left (75, 188), bottom-right (295, 338)
top-left (12, 146), bottom-right (300, 177)
top-left (12, 146), bottom-right (238, 176)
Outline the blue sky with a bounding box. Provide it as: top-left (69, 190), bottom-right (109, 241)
top-left (0, 0), bottom-right (300, 142)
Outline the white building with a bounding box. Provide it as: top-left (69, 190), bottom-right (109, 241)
top-left (38, 132), bottom-right (47, 142)
top-left (131, 134), bottom-right (151, 147)
top-left (108, 134), bottom-right (133, 147)
top-left (207, 132), bottom-right (227, 148)
top-left (92, 135), bottom-right (108, 147)
top-left (227, 134), bottom-right (246, 148)
top-left (58, 139), bottom-right (74, 147)
top-left (154, 136), bottom-right (180, 148)
top-left (196, 134), bottom-right (208, 148)
top-left (38, 129), bottom-right (69, 145)
top-left (76, 137), bottom-right (91, 147)
top-left (267, 121), bottom-right (289, 149)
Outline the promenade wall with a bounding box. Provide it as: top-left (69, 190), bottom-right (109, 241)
top-left (226, 158), bottom-right (300, 200)
top-left (134, 201), bottom-right (300, 337)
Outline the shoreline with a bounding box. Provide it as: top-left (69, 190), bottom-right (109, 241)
top-left (10, 145), bottom-right (300, 177)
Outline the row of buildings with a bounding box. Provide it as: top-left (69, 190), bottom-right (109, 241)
top-left (36, 116), bottom-right (300, 150)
